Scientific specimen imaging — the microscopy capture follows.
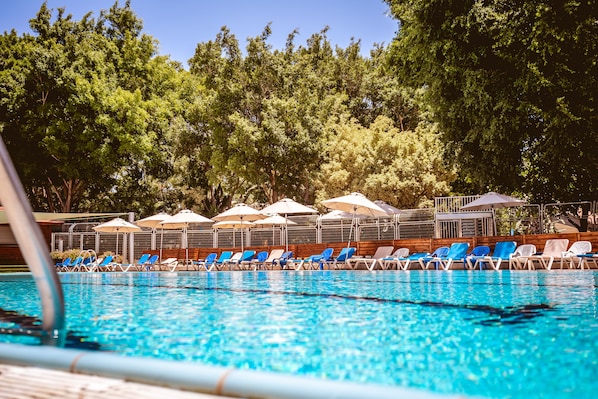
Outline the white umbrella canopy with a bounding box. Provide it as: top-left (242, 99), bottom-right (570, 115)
top-left (136, 212), bottom-right (170, 229)
top-left (260, 198), bottom-right (317, 216)
top-left (213, 203), bottom-right (265, 222)
top-left (322, 192), bottom-right (388, 218)
top-left (461, 192), bottom-right (526, 210)
top-left (136, 212), bottom-right (170, 254)
top-left (93, 217), bottom-right (141, 256)
top-left (260, 199), bottom-right (315, 251)
top-left (374, 200), bottom-right (402, 215)
top-left (159, 209), bottom-right (213, 229)
top-left (321, 192), bottom-right (388, 247)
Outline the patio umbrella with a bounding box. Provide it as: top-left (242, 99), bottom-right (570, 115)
top-left (460, 192), bottom-right (526, 210)
top-left (460, 192), bottom-right (526, 235)
top-left (160, 210), bottom-right (213, 265)
top-left (136, 212), bottom-right (170, 256)
top-left (213, 220), bottom-right (254, 251)
top-left (213, 204), bottom-right (265, 251)
top-left (253, 214), bottom-right (297, 244)
top-left (261, 198), bottom-right (317, 251)
top-left (374, 200), bottom-right (402, 215)
top-left (321, 192), bottom-right (388, 247)
top-left (93, 217), bottom-right (141, 256)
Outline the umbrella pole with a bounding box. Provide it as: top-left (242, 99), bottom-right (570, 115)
top-left (285, 215), bottom-right (288, 252)
top-left (160, 228), bottom-right (164, 262)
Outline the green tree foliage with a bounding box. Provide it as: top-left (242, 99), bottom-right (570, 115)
top-left (315, 115), bottom-right (455, 208)
top-left (1, 2), bottom-right (451, 216)
top-left (385, 0), bottom-right (598, 203)
top-left (0, 1), bottom-right (179, 213)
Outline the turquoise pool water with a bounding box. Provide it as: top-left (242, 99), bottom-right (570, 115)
top-left (0, 270), bottom-right (596, 398)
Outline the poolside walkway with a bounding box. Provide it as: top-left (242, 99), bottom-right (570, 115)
top-left (0, 365), bottom-right (234, 399)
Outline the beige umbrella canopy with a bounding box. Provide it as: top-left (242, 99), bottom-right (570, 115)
top-left (93, 217), bottom-right (141, 256)
top-left (374, 200), bottom-right (402, 215)
top-left (321, 192), bottom-right (388, 246)
top-left (136, 212), bottom-right (170, 229)
top-left (136, 212), bottom-right (170, 256)
top-left (322, 192), bottom-right (388, 218)
top-left (213, 204), bottom-right (265, 251)
top-left (213, 203), bottom-right (265, 222)
top-left (261, 198), bottom-right (316, 250)
top-left (261, 198), bottom-right (317, 216)
top-left (160, 210), bottom-right (213, 264)
top-left (460, 192), bottom-right (526, 210)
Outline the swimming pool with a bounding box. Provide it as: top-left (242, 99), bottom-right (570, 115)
top-left (0, 270), bottom-right (596, 399)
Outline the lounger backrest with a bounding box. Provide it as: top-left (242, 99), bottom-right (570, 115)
top-left (335, 247), bottom-right (356, 261)
top-left (240, 250), bottom-right (255, 262)
top-left (146, 254), bottom-right (158, 265)
top-left (446, 243), bottom-right (469, 259)
top-left (565, 241), bottom-right (591, 255)
top-left (512, 244), bottom-right (536, 257)
top-left (493, 241), bottom-right (517, 259)
top-left (265, 249), bottom-right (284, 262)
top-left (393, 248), bottom-right (410, 258)
top-left (256, 251), bottom-right (268, 262)
top-left (430, 247), bottom-right (449, 258)
top-left (204, 253), bottom-right (217, 264)
top-left (372, 246), bottom-right (394, 259)
top-left (137, 253), bottom-right (150, 264)
top-left (59, 257), bottom-right (72, 266)
top-left (469, 246), bottom-right (490, 257)
top-left (217, 251), bottom-right (233, 263)
top-left (541, 239), bottom-right (569, 256)
top-left (321, 248), bottom-right (334, 261)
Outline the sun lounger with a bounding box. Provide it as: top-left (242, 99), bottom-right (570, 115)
top-left (347, 246), bottom-right (394, 271)
top-left (462, 246), bottom-right (491, 270)
top-left (424, 242), bottom-right (469, 270)
top-left (558, 241), bottom-right (592, 269)
top-left (381, 248), bottom-right (409, 270)
top-left (324, 247), bottom-right (356, 269)
top-left (417, 247), bottom-right (449, 270)
top-left (211, 251), bottom-right (233, 271)
top-left (221, 252), bottom-right (243, 271)
top-left (395, 252), bottom-right (430, 270)
top-left (276, 251), bottom-right (294, 269)
top-left (158, 257), bottom-right (179, 272)
top-left (193, 252), bottom-right (217, 271)
top-left (466, 241), bottom-right (517, 271)
top-left (525, 239), bottom-right (569, 270)
top-left (508, 244), bottom-right (537, 269)
top-left (247, 251), bottom-right (269, 270)
top-left (289, 248), bottom-right (334, 270)
top-left (259, 249), bottom-right (285, 270)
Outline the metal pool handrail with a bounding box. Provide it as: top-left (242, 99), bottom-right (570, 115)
top-left (0, 343), bottom-right (457, 399)
top-left (0, 136), bottom-right (65, 344)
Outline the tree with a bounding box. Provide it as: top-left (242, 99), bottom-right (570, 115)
top-left (315, 115), bottom-right (455, 208)
top-left (385, 0), bottom-right (598, 202)
top-left (0, 1), bottom-right (177, 213)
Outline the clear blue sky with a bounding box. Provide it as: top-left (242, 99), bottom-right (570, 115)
top-left (0, 1), bottom-right (398, 67)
